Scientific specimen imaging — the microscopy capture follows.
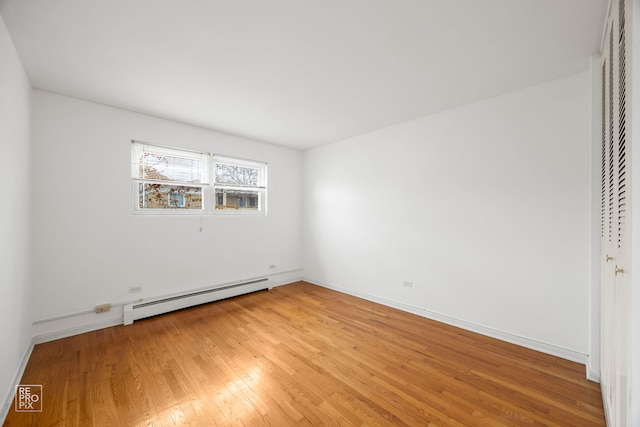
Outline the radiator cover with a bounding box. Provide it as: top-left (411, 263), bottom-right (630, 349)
top-left (123, 278), bottom-right (270, 325)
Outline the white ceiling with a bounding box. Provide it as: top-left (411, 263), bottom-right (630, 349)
top-left (0, 0), bottom-right (608, 150)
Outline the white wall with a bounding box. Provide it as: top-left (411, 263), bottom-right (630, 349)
top-left (303, 72), bottom-right (592, 361)
top-left (31, 90), bottom-right (303, 322)
top-left (0, 13), bottom-right (32, 418)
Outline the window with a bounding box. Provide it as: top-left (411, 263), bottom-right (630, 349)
top-left (213, 156), bottom-right (266, 212)
top-left (131, 141), bottom-right (266, 215)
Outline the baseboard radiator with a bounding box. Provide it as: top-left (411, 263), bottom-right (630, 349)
top-left (123, 278), bottom-right (270, 325)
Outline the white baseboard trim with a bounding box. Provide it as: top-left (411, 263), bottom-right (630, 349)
top-left (268, 268), bottom-right (304, 287)
top-left (586, 359), bottom-right (601, 383)
top-left (304, 277), bottom-right (589, 365)
top-left (1, 340), bottom-right (34, 424)
top-left (601, 382), bottom-right (612, 427)
top-left (32, 306), bottom-right (124, 344)
top-left (32, 270), bottom-right (304, 344)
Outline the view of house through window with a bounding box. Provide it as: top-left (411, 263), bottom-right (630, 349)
top-left (131, 141), bottom-right (266, 214)
top-left (140, 184), bottom-right (202, 209)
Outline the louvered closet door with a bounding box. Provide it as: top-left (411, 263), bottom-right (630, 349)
top-left (600, 0), bottom-right (632, 425)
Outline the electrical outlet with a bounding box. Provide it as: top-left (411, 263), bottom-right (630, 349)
top-left (269, 265), bottom-right (276, 269)
top-left (403, 281), bottom-right (413, 288)
top-left (95, 303), bottom-right (111, 313)
top-left (129, 286), bottom-right (142, 294)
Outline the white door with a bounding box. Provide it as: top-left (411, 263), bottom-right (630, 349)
top-left (600, 0), bottom-right (632, 425)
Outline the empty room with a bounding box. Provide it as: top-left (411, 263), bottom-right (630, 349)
top-left (1, 0), bottom-right (638, 425)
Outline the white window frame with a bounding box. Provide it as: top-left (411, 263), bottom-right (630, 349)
top-left (131, 140), bottom-right (267, 216)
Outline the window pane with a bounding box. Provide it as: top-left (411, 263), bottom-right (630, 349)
top-left (138, 152), bottom-right (203, 183)
top-left (139, 183), bottom-right (203, 209)
top-left (215, 189), bottom-right (259, 210)
top-left (215, 163), bottom-right (258, 186)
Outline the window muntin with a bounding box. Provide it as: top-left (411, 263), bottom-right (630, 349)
top-left (131, 141), bottom-right (266, 215)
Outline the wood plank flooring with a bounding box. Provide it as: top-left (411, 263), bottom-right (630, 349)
top-left (4, 281), bottom-right (604, 426)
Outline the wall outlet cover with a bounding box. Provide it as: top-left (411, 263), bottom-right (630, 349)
top-left (95, 303), bottom-right (111, 313)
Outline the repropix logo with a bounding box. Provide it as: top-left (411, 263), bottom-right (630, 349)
top-left (15, 385), bottom-right (42, 412)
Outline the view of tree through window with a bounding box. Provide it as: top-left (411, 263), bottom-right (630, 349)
top-left (215, 163), bottom-right (258, 186)
top-left (139, 152), bottom-right (202, 183)
top-left (213, 160), bottom-right (263, 211)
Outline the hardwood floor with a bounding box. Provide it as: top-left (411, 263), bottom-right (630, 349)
top-left (4, 281), bottom-right (604, 426)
